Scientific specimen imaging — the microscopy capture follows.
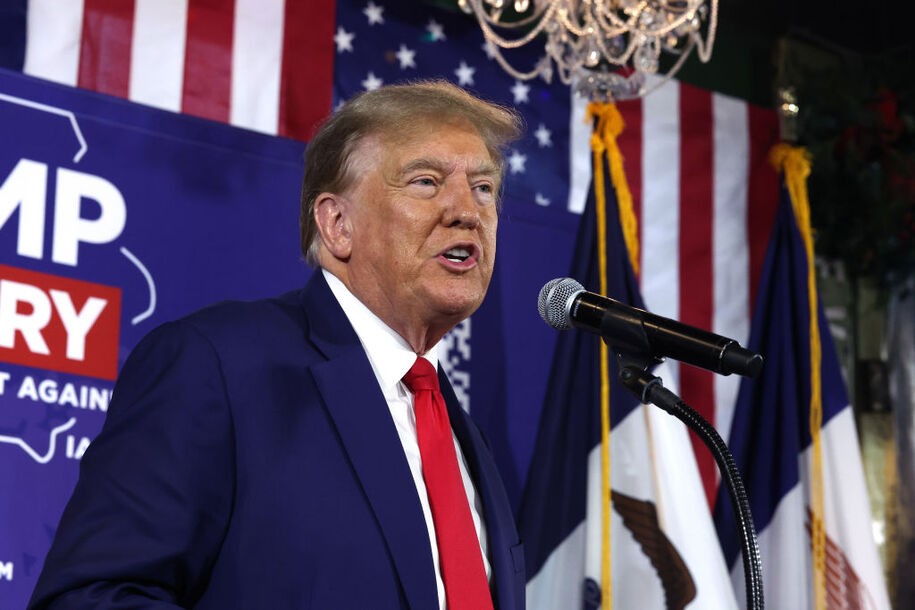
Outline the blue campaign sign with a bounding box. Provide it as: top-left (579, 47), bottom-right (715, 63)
top-left (0, 66), bottom-right (580, 608)
top-left (0, 68), bottom-right (308, 607)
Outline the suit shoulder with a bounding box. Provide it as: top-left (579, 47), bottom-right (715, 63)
top-left (179, 288), bottom-right (307, 340)
top-left (126, 288), bottom-right (309, 368)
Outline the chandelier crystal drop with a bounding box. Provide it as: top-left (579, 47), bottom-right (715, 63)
top-left (459, 0), bottom-right (719, 101)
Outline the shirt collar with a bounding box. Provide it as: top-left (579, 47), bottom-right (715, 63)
top-left (323, 269), bottom-right (440, 393)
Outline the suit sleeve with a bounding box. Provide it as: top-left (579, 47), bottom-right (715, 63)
top-left (28, 320), bottom-right (236, 609)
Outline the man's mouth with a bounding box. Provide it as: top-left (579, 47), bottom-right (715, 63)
top-left (442, 246), bottom-right (472, 263)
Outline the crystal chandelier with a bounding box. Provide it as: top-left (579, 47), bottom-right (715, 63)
top-left (459, 0), bottom-right (719, 101)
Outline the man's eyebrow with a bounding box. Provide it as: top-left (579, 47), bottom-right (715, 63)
top-left (400, 158), bottom-right (452, 176)
top-left (399, 158), bottom-right (500, 178)
top-left (468, 160), bottom-right (501, 179)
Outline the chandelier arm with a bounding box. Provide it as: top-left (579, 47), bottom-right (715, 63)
top-left (562, 3), bottom-right (634, 38)
top-left (555, 8), bottom-right (590, 37)
top-left (595, 1), bottom-right (646, 31)
top-left (556, 60), bottom-right (576, 85)
top-left (654, 17), bottom-right (696, 37)
top-left (693, 0), bottom-right (719, 62)
top-left (597, 30), bottom-right (640, 66)
top-left (595, 1), bottom-right (699, 37)
top-left (467, 0), bottom-right (549, 29)
top-left (592, 11), bottom-right (635, 38)
top-left (636, 37), bottom-right (695, 97)
top-left (488, 46), bottom-right (546, 81)
top-left (470, 1), bottom-right (558, 50)
top-left (600, 7), bottom-right (678, 40)
top-left (583, 24), bottom-right (637, 67)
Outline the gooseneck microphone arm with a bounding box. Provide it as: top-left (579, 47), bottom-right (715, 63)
top-left (617, 353), bottom-right (764, 610)
top-left (539, 278), bottom-right (765, 610)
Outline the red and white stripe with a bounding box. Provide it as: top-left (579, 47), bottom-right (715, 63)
top-left (22, 0), bottom-right (334, 141)
top-left (569, 78), bottom-right (781, 507)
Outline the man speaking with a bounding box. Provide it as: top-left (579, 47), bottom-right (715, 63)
top-left (29, 80), bottom-right (525, 610)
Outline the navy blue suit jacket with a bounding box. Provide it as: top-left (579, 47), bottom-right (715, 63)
top-left (29, 272), bottom-right (525, 609)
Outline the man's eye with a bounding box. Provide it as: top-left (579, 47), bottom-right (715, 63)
top-left (412, 177), bottom-right (436, 187)
top-left (474, 183), bottom-right (496, 198)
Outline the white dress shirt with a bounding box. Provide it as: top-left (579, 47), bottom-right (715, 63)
top-left (323, 270), bottom-right (491, 609)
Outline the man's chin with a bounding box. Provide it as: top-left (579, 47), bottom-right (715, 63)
top-left (428, 292), bottom-right (485, 323)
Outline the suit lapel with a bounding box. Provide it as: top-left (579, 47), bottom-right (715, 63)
top-left (302, 274), bottom-right (438, 610)
top-left (439, 369), bottom-right (522, 610)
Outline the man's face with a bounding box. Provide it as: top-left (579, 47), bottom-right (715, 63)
top-left (340, 120), bottom-right (500, 339)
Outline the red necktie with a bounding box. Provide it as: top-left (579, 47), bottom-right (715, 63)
top-left (402, 357), bottom-right (494, 610)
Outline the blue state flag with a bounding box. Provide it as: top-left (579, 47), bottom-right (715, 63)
top-left (714, 173), bottom-right (890, 609)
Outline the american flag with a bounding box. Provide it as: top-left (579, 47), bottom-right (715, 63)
top-left (14, 0), bottom-right (334, 141)
top-left (1, 1), bottom-right (891, 608)
top-left (330, 1), bottom-right (571, 213)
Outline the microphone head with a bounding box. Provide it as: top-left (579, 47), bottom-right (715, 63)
top-left (538, 277), bottom-right (584, 330)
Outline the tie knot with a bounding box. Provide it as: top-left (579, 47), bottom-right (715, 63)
top-left (402, 357), bottom-right (440, 393)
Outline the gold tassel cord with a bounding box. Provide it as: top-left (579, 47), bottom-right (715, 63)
top-left (587, 103), bottom-right (640, 276)
top-left (770, 143), bottom-right (826, 610)
top-left (588, 105), bottom-right (613, 610)
top-left (586, 102), bottom-right (641, 610)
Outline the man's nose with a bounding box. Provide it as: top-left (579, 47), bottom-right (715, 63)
top-left (444, 183), bottom-right (481, 229)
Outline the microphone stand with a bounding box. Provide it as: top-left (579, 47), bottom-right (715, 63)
top-left (616, 352), bottom-right (765, 610)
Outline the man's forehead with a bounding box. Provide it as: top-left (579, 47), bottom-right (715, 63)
top-left (376, 124), bottom-right (495, 168)
top-left (377, 116), bottom-right (484, 147)
top-left (397, 154), bottom-right (499, 175)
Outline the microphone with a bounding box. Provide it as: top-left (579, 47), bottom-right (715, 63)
top-left (538, 277), bottom-right (763, 378)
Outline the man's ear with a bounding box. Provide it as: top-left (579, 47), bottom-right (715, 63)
top-left (314, 193), bottom-right (353, 260)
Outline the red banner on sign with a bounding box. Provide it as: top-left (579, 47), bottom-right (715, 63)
top-left (0, 264), bottom-right (121, 380)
